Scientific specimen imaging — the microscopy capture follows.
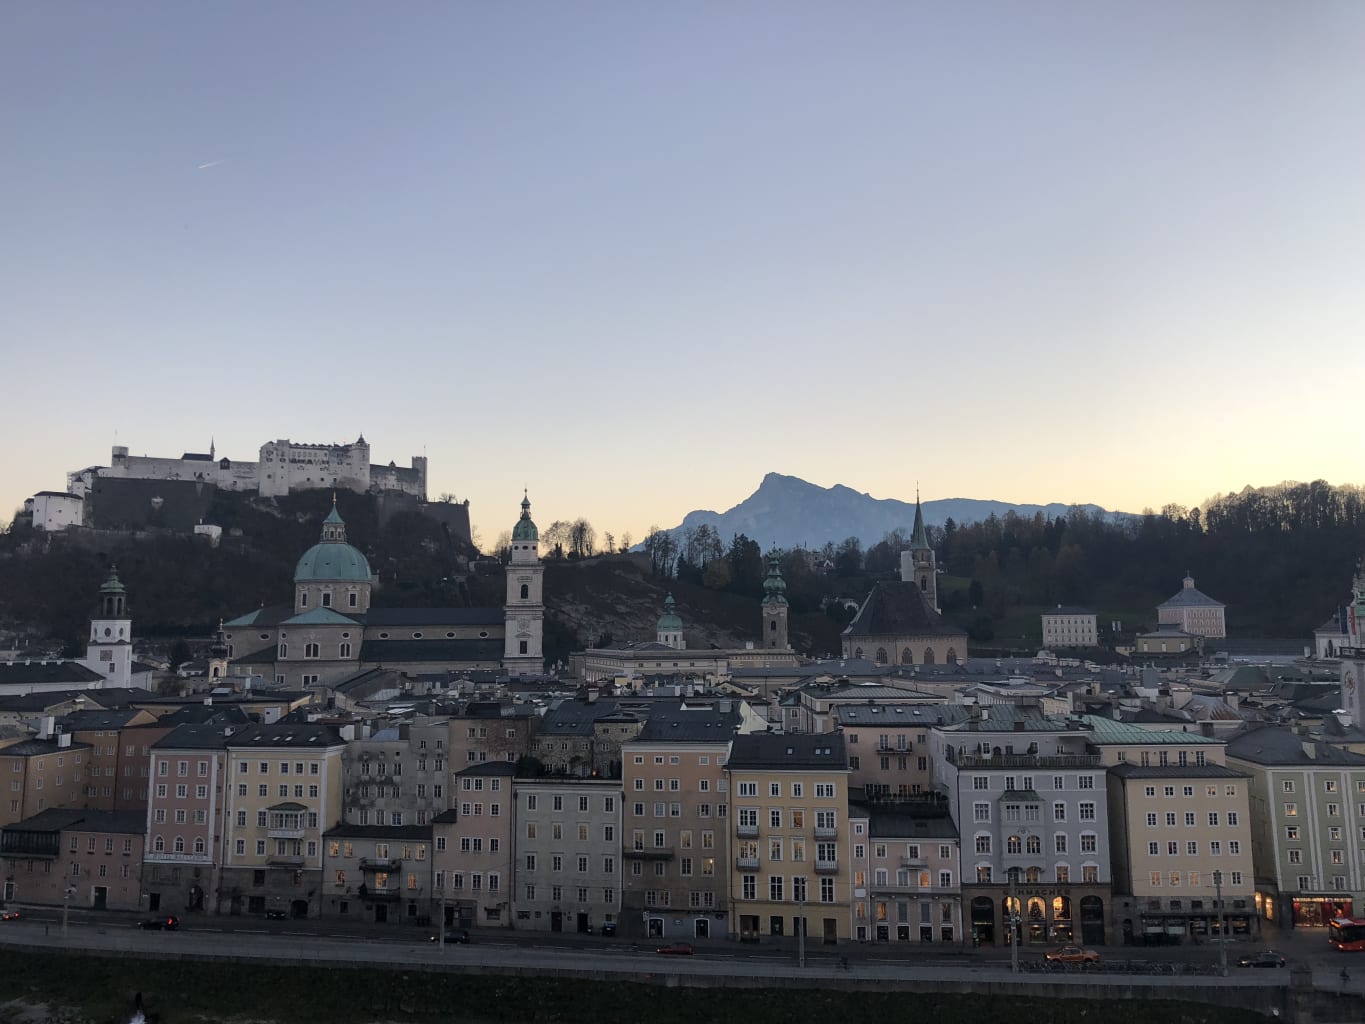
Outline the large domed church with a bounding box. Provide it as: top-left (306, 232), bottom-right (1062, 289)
top-left (223, 495), bottom-right (544, 685)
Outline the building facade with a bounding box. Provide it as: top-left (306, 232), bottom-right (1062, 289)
top-left (0, 808), bottom-right (144, 910)
top-left (1157, 575), bottom-right (1227, 639)
top-left (1041, 607), bottom-right (1098, 649)
top-left (725, 734), bottom-right (853, 945)
top-left (511, 779), bottom-right (622, 934)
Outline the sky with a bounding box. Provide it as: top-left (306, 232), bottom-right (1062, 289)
top-left (4, 2), bottom-right (1364, 548)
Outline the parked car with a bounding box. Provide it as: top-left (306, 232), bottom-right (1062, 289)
top-left (137, 916), bottom-right (179, 931)
top-left (1045, 944), bottom-right (1099, 963)
top-left (600, 922), bottom-right (617, 937)
top-left (264, 909), bottom-right (288, 921)
top-left (0, 909), bottom-right (19, 921)
top-left (656, 942), bottom-right (695, 956)
top-left (1238, 951), bottom-right (1287, 968)
top-left (429, 928), bottom-right (471, 944)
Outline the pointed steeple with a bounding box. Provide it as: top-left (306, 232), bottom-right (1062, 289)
top-left (321, 495), bottom-right (347, 542)
top-left (910, 487), bottom-right (930, 550)
top-left (762, 547), bottom-right (787, 605)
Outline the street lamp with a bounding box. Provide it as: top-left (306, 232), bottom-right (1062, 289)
top-left (797, 897), bottom-right (806, 969)
top-left (1213, 871), bottom-right (1228, 977)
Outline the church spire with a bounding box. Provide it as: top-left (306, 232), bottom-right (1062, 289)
top-left (910, 488), bottom-right (930, 550)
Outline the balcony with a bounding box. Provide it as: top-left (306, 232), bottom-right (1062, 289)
top-left (815, 858), bottom-right (839, 875)
top-left (736, 855), bottom-right (760, 870)
top-left (814, 825), bottom-right (837, 839)
top-left (900, 856), bottom-right (925, 868)
top-left (955, 753), bottom-right (1100, 769)
top-left (360, 857), bottom-right (402, 872)
top-left (737, 823), bottom-right (759, 838)
top-left (624, 847), bottom-right (675, 861)
top-left (267, 855), bottom-right (304, 868)
top-left (360, 887), bottom-right (401, 902)
top-left (267, 828), bottom-right (305, 841)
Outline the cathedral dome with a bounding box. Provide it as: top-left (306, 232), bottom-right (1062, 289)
top-left (294, 503), bottom-right (372, 583)
top-left (294, 542), bottom-right (372, 584)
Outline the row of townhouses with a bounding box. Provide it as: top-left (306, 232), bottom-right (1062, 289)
top-left (6, 688), bottom-right (1365, 949)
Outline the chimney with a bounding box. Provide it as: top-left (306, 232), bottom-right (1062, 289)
top-left (37, 716), bottom-right (55, 740)
top-left (1200, 722), bottom-right (1215, 738)
top-left (1302, 740), bottom-right (1317, 761)
top-left (58, 733), bottom-right (72, 748)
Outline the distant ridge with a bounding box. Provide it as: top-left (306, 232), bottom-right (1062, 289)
top-left (666, 473), bottom-right (1126, 550)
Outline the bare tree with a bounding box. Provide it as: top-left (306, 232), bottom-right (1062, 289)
top-left (603, 531), bottom-right (616, 554)
top-left (620, 531), bottom-right (633, 552)
top-left (569, 518), bottom-right (597, 559)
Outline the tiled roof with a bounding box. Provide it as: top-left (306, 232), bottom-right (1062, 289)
top-left (152, 723), bottom-right (237, 750)
top-left (3, 808), bottom-right (145, 835)
top-left (632, 702), bottom-right (741, 743)
top-left (1227, 726), bottom-right (1365, 766)
top-left (0, 662), bottom-right (104, 687)
top-left (1109, 763), bottom-right (1249, 780)
top-left (1082, 715), bottom-right (1220, 744)
top-left (363, 607), bottom-right (503, 627)
top-left (866, 807), bottom-right (958, 841)
top-left (843, 581), bottom-right (966, 638)
top-left (225, 723), bottom-right (344, 749)
top-left (727, 733), bottom-right (847, 771)
top-left (834, 704), bottom-right (965, 728)
top-left (0, 738), bottom-right (94, 757)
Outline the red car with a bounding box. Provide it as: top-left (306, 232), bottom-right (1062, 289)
top-left (656, 942), bottom-right (694, 955)
top-left (0, 910), bottom-right (19, 921)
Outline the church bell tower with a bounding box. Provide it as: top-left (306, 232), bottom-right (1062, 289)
top-left (761, 548), bottom-right (790, 650)
top-left (899, 490), bottom-right (939, 612)
top-left (85, 566), bottom-right (134, 686)
top-left (503, 492), bottom-right (545, 674)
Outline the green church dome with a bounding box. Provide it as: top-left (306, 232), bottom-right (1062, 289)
top-left (763, 549), bottom-right (788, 605)
top-left (512, 492), bottom-right (539, 542)
top-left (294, 503), bottom-right (372, 583)
top-left (657, 593), bottom-right (683, 632)
top-left (294, 542), bottom-right (372, 583)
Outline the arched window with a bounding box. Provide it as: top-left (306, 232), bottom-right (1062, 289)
top-left (520, 584), bottom-right (529, 600)
top-left (154, 835), bottom-right (165, 852)
top-left (854, 647), bottom-right (864, 659)
top-left (1025, 867), bottom-right (1042, 884)
top-left (339, 643), bottom-right (352, 659)
top-left (1026, 835), bottom-right (1042, 855)
top-left (899, 647), bottom-right (911, 664)
top-left (875, 648), bottom-right (888, 665)
top-left (946, 647), bottom-right (957, 664)
top-left (304, 643), bottom-right (320, 659)
top-left (923, 648), bottom-right (936, 665)
top-left (770, 620), bottom-right (777, 632)
top-left (194, 837), bottom-right (206, 854)
top-left (1007, 835), bottom-right (1022, 855)
top-left (920, 575), bottom-right (928, 592)
top-left (174, 836), bottom-right (185, 853)
top-left (277, 643), bottom-right (288, 659)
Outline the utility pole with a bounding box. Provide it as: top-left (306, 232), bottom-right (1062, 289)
top-left (62, 887), bottom-right (72, 938)
top-left (1214, 871), bottom-right (1228, 977)
top-left (1009, 868), bottom-right (1020, 975)
top-left (798, 897), bottom-right (806, 969)
top-left (439, 893), bottom-right (446, 948)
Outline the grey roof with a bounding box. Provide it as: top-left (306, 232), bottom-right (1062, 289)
top-left (843, 581), bottom-right (966, 638)
top-left (1043, 606), bottom-right (1095, 616)
top-left (0, 662), bottom-right (105, 687)
top-left (322, 824), bottom-right (433, 840)
top-left (225, 723), bottom-right (345, 749)
top-left (937, 706), bottom-right (1070, 733)
top-left (800, 681), bottom-right (942, 702)
top-left (1227, 726), bottom-right (1365, 767)
top-left (362, 607), bottom-right (503, 627)
top-left (3, 808), bottom-right (145, 834)
top-left (1082, 715), bottom-right (1220, 744)
top-left (224, 606), bottom-right (294, 628)
top-left (152, 722), bottom-right (238, 750)
top-left (358, 639), bottom-right (504, 664)
top-left (1109, 764), bottom-right (1250, 780)
top-left (454, 761), bottom-right (518, 777)
top-left (58, 709), bottom-right (146, 730)
top-left (727, 733), bottom-right (847, 771)
top-left (0, 738), bottom-right (94, 757)
top-left (431, 808), bottom-right (459, 824)
top-left (153, 705), bottom-right (254, 728)
top-left (867, 807), bottom-right (959, 841)
top-left (1159, 580), bottom-right (1225, 609)
top-left (834, 703), bottom-right (967, 728)
top-left (632, 703), bottom-right (741, 743)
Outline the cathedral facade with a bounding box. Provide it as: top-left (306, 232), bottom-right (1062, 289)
top-left (224, 495), bottom-right (544, 685)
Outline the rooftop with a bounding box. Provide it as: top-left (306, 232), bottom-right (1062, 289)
top-left (727, 733), bottom-right (847, 772)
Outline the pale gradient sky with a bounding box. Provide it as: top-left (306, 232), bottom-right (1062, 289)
top-left (4, 2), bottom-right (1363, 547)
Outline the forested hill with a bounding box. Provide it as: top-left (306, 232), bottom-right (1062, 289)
top-left (926, 481), bottom-right (1365, 640)
top-left (0, 490), bottom-right (484, 650)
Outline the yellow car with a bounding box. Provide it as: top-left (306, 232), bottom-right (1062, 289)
top-left (1045, 944), bottom-right (1099, 963)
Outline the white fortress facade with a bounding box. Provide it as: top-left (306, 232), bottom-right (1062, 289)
top-left (30, 436), bottom-right (428, 530)
top-left (65, 436), bottom-right (427, 501)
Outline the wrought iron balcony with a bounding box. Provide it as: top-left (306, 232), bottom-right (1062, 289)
top-left (267, 828), bottom-right (305, 841)
top-left (624, 847), bottom-right (675, 860)
top-left (360, 857), bottom-right (402, 872)
top-left (814, 825), bottom-right (838, 839)
top-left (815, 858), bottom-right (839, 874)
top-left (737, 823), bottom-right (760, 838)
top-left (736, 855), bottom-right (760, 870)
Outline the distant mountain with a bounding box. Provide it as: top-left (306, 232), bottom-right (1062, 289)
top-left (667, 473), bottom-right (1127, 551)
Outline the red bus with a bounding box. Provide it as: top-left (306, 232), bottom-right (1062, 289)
top-left (1329, 917), bottom-right (1365, 951)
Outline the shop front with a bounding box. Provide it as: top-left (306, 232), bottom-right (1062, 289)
top-left (1291, 895), bottom-right (1353, 929)
top-left (965, 883), bottom-right (1110, 947)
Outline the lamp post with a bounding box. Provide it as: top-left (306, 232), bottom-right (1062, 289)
top-left (62, 886), bottom-right (73, 938)
top-left (797, 897), bottom-right (806, 969)
top-left (1213, 870), bottom-right (1227, 977)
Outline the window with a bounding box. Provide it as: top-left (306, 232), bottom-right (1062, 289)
top-left (1053, 803), bottom-right (1066, 823)
top-left (1079, 802), bottom-right (1095, 821)
top-left (973, 802), bottom-right (990, 823)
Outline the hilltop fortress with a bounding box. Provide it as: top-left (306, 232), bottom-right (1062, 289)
top-left (69, 435), bottom-right (426, 500)
top-left (25, 436), bottom-right (460, 537)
